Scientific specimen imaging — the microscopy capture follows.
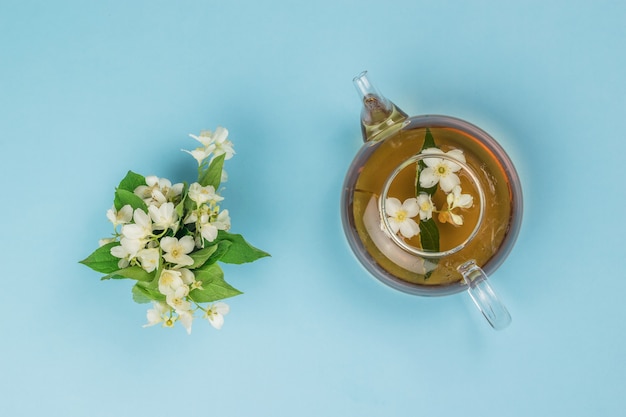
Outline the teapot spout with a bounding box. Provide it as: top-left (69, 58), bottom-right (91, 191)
top-left (353, 71), bottom-right (408, 142)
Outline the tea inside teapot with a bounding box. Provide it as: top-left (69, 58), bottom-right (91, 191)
top-left (351, 124), bottom-right (512, 288)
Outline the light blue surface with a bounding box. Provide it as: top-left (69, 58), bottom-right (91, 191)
top-left (1, 0), bottom-right (625, 415)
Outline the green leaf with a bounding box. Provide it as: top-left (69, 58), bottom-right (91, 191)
top-left (217, 231), bottom-right (270, 264)
top-left (422, 127), bottom-right (436, 149)
top-left (192, 240), bottom-right (233, 271)
top-left (415, 128), bottom-right (441, 256)
top-left (191, 264), bottom-right (242, 302)
top-left (416, 128), bottom-right (438, 196)
top-left (189, 244), bottom-right (219, 269)
top-left (114, 189), bottom-right (147, 211)
top-left (193, 263), bottom-right (223, 282)
top-left (102, 266), bottom-right (154, 282)
top-left (118, 171), bottom-right (146, 193)
top-left (174, 184), bottom-right (189, 218)
top-left (198, 153), bottom-right (226, 189)
top-left (418, 218), bottom-right (440, 253)
top-left (79, 242), bottom-right (121, 274)
top-left (132, 282), bottom-right (165, 304)
top-left (205, 240), bottom-right (233, 266)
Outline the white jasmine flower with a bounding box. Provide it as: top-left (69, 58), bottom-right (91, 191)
top-left (137, 247), bottom-right (160, 273)
top-left (438, 210), bottom-right (465, 226)
top-left (188, 183), bottom-right (223, 206)
top-left (179, 268), bottom-right (202, 290)
top-left (166, 294), bottom-right (192, 312)
top-left (177, 309), bottom-right (194, 334)
top-left (184, 131), bottom-right (218, 165)
top-left (166, 183), bottom-right (184, 202)
top-left (183, 212), bottom-right (197, 225)
top-left (184, 127), bottom-right (234, 164)
top-left (134, 176), bottom-right (166, 207)
top-left (447, 185), bottom-right (474, 210)
top-left (160, 236), bottom-right (195, 266)
top-left (121, 209), bottom-right (153, 240)
top-left (179, 268), bottom-right (195, 285)
top-left (134, 176), bottom-right (179, 207)
top-left (143, 302), bottom-right (171, 327)
top-left (416, 193), bottom-right (434, 221)
top-left (106, 205), bottom-right (133, 228)
top-left (158, 269), bottom-right (184, 296)
top-left (148, 202), bottom-right (178, 232)
top-left (189, 131), bottom-right (217, 147)
top-left (200, 222), bottom-right (218, 243)
top-left (110, 237), bottom-right (144, 267)
top-left (440, 185), bottom-right (474, 226)
top-left (183, 146), bottom-right (214, 165)
top-left (178, 268), bottom-right (202, 294)
top-left (419, 148), bottom-right (467, 193)
top-left (211, 127), bottom-right (235, 160)
top-left (384, 197), bottom-right (420, 239)
top-left (214, 209), bottom-right (231, 231)
top-left (204, 302), bottom-right (230, 329)
top-left (199, 209), bottom-right (231, 243)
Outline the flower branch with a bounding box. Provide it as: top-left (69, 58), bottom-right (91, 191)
top-left (81, 127), bottom-right (270, 334)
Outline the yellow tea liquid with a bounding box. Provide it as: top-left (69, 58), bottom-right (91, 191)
top-left (351, 126), bottom-right (512, 287)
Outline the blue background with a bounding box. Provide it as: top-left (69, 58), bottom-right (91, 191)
top-left (1, 0), bottom-right (625, 415)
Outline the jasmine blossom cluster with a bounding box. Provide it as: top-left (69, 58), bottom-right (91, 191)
top-left (81, 127), bottom-right (269, 334)
top-left (383, 147), bottom-right (474, 240)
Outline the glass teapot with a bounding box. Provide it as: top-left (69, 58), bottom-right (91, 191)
top-left (341, 71), bottom-right (523, 330)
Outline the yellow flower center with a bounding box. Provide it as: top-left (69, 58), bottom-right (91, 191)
top-left (161, 272), bottom-right (174, 285)
top-left (395, 210), bottom-right (407, 222)
top-left (437, 164), bottom-right (448, 176)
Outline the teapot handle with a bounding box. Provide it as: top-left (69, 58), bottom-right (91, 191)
top-left (458, 260), bottom-right (512, 330)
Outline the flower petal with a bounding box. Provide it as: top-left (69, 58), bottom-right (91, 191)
top-left (137, 248), bottom-right (159, 272)
top-left (208, 313), bottom-right (224, 330)
top-left (439, 173), bottom-right (460, 193)
top-left (457, 194), bottom-right (473, 208)
top-left (387, 218), bottom-right (401, 234)
top-left (399, 219), bottom-right (420, 239)
top-left (160, 236), bottom-right (176, 252)
top-left (421, 148), bottom-right (444, 167)
top-left (213, 126), bottom-right (229, 144)
top-left (419, 168), bottom-right (439, 188)
top-left (402, 198), bottom-right (419, 218)
top-left (201, 223), bottom-right (218, 242)
top-left (177, 310), bottom-right (193, 335)
top-left (179, 236), bottom-right (195, 253)
top-left (213, 302), bottom-right (230, 315)
top-left (446, 149), bottom-right (466, 164)
top-left (145, 176), bottom-right (159, 187)
top-left (179, 268), bottom-right (195, 285)
top-left (110, 245), bottom-right (128, 259)
top-left (133, 209), bottom-right (151, 228)
top-left (450, 212), bottom-right (464, 226)
top-left (385, 197), bottom-right (402, 216)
